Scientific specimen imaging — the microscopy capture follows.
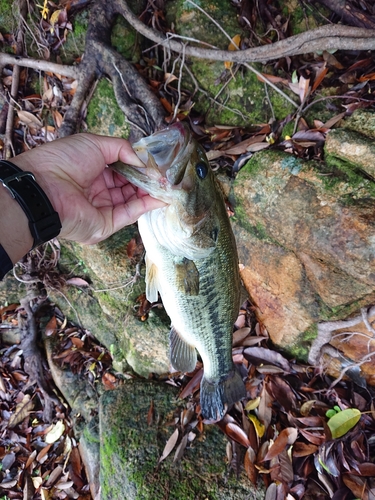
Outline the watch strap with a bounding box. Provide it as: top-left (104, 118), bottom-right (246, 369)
top-left (0, 160), bottom-right (62, 249)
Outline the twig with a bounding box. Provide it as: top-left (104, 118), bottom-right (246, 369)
top-left (118, 1), bottom-right (375, 62)
top-left (0, 52), bottom-right (78, 79)
top-left (172, 45), bottom-right (186, 123)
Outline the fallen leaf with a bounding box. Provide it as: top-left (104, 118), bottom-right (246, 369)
top-left (9, 394), bottom-right (34, 428)
top-left (244, 446), bottom-right (258, 485)
top-left (158, 428), bottom-right (179, 463)
top-left (174, 433), bottom-right (188, 462)
top-left (224, 34), bottom-right (241, 69)
top-left (248, 414), bottom-right (265, 438)
top-left (17, 110), bottom-right (43, 128)
top-left (244, 347), bottom-right (291, 372)
top-left (45, 315), bottom-right (57, 337)
top-left (225, 422), bottom-right (251, 447)
top-left (65, 277), bottom-right (90, 287)
top-left (292, 441), bottom-right (318, 457)
top-left (327, 408), bottom-right (361, 439)
top-left (263, 428), bottom-right (297, 461)
top-left (45, 420), bottom-right (65, 444)
top-left (245, 397), bottom-right (261, 411)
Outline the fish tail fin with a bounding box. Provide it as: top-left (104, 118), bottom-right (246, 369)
top-left (200, 368), bottom-right (246, 421)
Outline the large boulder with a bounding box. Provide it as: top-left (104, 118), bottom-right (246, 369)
top-left (232, 123), bottom-right (375, 363)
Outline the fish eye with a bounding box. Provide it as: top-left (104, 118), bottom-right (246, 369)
top-left (196, 162), bottom-right (208, 179)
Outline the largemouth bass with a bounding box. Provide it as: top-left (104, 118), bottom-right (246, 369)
top-left (111, 122), bottom-right (246, 420)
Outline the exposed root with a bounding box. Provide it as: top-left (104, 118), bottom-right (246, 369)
top-left (59, 0), bottom-right (166, 139)
top-left (308, 305), bottom-right (375, 365)
top-left (120, 1), bottom-right (375, 63)
top-left (18, 293), bottom-right (62, 421)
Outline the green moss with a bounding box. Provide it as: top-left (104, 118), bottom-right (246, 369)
top-left (343, 109), bottom-right (375, 139)
top-left (86, 79), bottom-right (130, 137)
top-left (324, 154), bottom-right (375, 199)
top-left (287, 324), bottom-right (318, 361)
top-left (100, 382), bottom-right (262, 499)
top-left (0, 0), bottom-right (15, 32)
top-left (111, 16), bottom-right (139, 62)
top-left (59, 10), bottom-right (88, 64)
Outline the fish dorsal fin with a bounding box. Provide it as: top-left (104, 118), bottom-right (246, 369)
top-left (174, 258), bottom-right (199, 296)
top-left (169, 326), bottom-right (197, 373)
top-left (145, 254), bottom-right (159, 303)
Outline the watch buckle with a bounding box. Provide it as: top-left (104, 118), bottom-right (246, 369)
top-left (1, 171), bottom-right (36, 198)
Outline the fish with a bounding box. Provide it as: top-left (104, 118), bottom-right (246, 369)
top-left (111, 122), bottom-right (246, 420)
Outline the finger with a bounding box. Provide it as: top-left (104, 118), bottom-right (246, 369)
top-left (112, 196), bottom-right (166, 231)
top-left (87, 134), bottom-right (145, 168)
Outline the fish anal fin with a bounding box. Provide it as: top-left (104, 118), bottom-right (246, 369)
top-left (200, 368), bottom-right (246, 421)
top-left (175, 258), bottom-right (199, 295)
top-left (145, 254), bottom-right (159, 303)
top-left (169, 326), bottom-right (197, 373)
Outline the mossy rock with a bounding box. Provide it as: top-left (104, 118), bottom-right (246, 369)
top-left (343, 109), bottom-right (375, 139)
top-left (53, 231), bottom-right (170, 377)
top-left (100, 380), bottom-right (264, 500)
top-left (86, 79), bottom-right (131, 138)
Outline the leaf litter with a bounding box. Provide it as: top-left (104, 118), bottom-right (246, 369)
top-left (150, 299), bottom-right (375, 499)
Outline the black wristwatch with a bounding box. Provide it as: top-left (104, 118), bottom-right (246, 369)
top-left (0, 160), bottom-right (62, 249)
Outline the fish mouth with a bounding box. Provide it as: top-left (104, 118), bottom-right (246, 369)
top-left (133, 122), bottom-right (191, 186)
top-left (110, 122), bottom-right (193, 201)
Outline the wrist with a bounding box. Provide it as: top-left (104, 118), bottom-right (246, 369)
top-left (0, 179), bottom-right (33, 264)
top-left (0, 159), bottom-right (62, 263)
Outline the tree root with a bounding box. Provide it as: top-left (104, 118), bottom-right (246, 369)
top-left (308, 305), bottom-right (375, 365)
top-left (18, 293), bottom-right (62, 421)
top-left (59, 0), bottom-right (166, 139)
top-left (120, 1), bottom-right (375, 63)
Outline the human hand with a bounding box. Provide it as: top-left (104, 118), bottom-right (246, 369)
top-left (11, 133), bottom-right (166, 245)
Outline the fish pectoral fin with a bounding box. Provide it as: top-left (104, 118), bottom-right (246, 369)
top-left (174, 258), bottom-right (199, 296)
top-left (169, 326), bottom-right (197, 373)
top-left (145, 255), bottom-right (159, 303)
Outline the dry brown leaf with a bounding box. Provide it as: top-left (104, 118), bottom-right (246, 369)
top-left (225, 422), bottom-right (251, 448)
top-left (246, 142), bottom-right (270, 152)
top-left (223, 134), bottom-right (266, 155)
top-left (232, 327), bottom-right (251, 346)
top-left (244, 446), bottom-right (258, 485)
top-left (36, 443), bottom-right (52, 463)
top-left (52, 109), bottom-right (63, 128)
top-left (8, 394), bottom-right (34, 428)
top-left (257, 73), bottom-right (289, 85)
top-left (65, 277), bottom-right (90, 287)
top-left (292, 441), bottom-right (318, 457)
top-left (45, 315), bottom-right (57, 337)
top-left (312, 65), bottom-right (328, 92)
top-left (244, 347), bottom-right (290, 372)
top-left (258, 384), bottom-right (272, 431)
top-left (17, 110), bottom-right (43, 128)
top-left (158, 428), bottom-right (179, 463)
top-left (264, 428), bottom-right (297, 461)
top-left (179, 368), bottom-right (203, 399)
top-left (323, 112), bottom-right (346, 129)
top-left (173, 433), bottom-right (188, 462)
